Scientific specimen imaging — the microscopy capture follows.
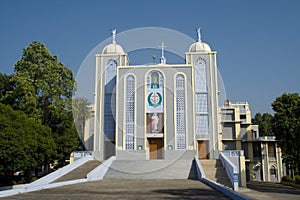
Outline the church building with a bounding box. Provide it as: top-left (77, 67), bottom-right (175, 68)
top-left (92, 29), bottom-right (219, 161)
top-left (81, 29), bottom-right (283, 183)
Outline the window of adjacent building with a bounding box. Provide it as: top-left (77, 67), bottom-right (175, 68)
top-left (223, 141), bottom-right (236, 150)
top-left (125, 75), bottom-right (135, 150)
top-left (268, 142), bottom-right (276, 159)
top-left (253, 142), bottom-right (261, 158)
top-left (240, 124), bottom-right (248, 140)
top-left (175, 74), bottom-right (186, 150)
top-left (270, 166), bottom-right (277, 175)
top-left (242, 142), bottom-right (249, 159)
top-left (222, 123), bottom-right (235, 139)
top-left (222, 113), bottom-right (233, 121)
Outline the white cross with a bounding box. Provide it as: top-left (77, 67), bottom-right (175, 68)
top-left (159, 42), bottom-right (166, 58)
top-left (159, 42), bottom-right (167, 64)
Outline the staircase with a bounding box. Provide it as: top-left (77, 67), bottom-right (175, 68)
top-left (200, 159), bottom-right (232, 188)
top-left (104, 159), bottom-right (197, 179)
top-left (52, 160), bottom-right (101, 183)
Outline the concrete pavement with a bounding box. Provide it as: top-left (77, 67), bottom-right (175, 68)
top-left (238, 182), bottom-right (300, 200)
top-left (0, 179), bottom-right (230, 200)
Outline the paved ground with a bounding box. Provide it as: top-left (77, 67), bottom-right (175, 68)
top-left (238, 181), bottom-right (300, 200)
top-left (1, 179), bottom-right (230, 200)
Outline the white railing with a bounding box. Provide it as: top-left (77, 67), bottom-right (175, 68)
top-left (87, 156), bottom-right (116, 181)
top-left (193, 156), bottom-right (250, 200)
top-left (194, 156), bottom-right (206, 180)
top-left (220, 152), bottom-right (239, 191)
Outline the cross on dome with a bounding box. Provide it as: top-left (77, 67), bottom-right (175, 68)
top-left (159, 42), bottom-right (167, 64)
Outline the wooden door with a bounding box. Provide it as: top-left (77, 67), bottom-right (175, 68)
top-left (149, 138), bottom-right (163, 159)
top-left (198, 140), bottom-right (209, 159)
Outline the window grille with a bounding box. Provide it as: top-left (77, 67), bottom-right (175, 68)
top-left (176, 74), bottom-right (186, 149)
top-left (125, 75), bottom-right (135, 150)
top-left (196, 115), bottom-right (209, 135)
top-left (195, 94), bottom-right (208, 113)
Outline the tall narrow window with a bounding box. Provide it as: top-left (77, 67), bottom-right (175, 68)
top-left (176, 74), bottom-right (186, 149)
top-left (194, 57), bottom-right (209, 135)
top-left (104, 59), bottom-right (117, 141)
top-left (125, 75), bottom-right (135, 150)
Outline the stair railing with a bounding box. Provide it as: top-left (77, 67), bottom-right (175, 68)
top-left (220, 152), bottom-right (239, 191)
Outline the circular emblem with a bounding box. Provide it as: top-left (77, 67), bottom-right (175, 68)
top-left (148, 92), bottom-right (162, 107)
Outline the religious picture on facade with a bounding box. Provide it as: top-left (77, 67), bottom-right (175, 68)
top-left (146, 113), bottom-right (164, 134)
top-left (151, 72), bottom-right (159, 89)
top-left (151, 113), bottom-right (160, 132)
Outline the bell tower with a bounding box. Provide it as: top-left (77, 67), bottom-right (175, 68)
top-left (185, 28), bottom-right (220, 159)
top-left (93, 29), bottom-right (129, 160)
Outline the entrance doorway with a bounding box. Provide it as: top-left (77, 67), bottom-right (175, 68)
top-left (198, 140), bottom-right (209, 159)
top-left (148, 138), bottom-right (163, 159)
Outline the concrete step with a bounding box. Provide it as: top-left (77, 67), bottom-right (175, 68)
top-left (52, 160), bottom-right (101, 183)
top-left (104, 159), bottom-right (197, 179)
top-left (200, 159), bottom-right (232, 188)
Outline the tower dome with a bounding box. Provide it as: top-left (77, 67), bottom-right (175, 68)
top-left (188, 28), bottom-right (211, 52)
top-left (102, 29), bottom-right (126, 54)
top-left (188, 41), bottom-right (211, 52)
top-left (102, 43), bottom-right (125, 54)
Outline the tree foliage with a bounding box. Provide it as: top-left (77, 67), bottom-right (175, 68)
top-left (272, 93), bottom-right (300, 176)
top-left (0, 103), bottom-right (55, 185)
top-left (0, 42), bottom-right (81, 183)
top-left (9, 41), bottom-right (76, 127)
top-left (0, 73), bottom-right (15, 105)
top-left (252, 112), bottom-right (274, 136)
top-left (52, 114), bottom-right (81, 165)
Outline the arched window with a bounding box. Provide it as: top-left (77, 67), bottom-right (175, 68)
top-left (147, 70), bottom-right (164, 89)
top-left (176, 74), bottom-right (186, 149)
top-left (125, 75), bottom-right (135, 150)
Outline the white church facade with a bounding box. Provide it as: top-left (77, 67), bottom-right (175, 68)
top-left (92, 29), bottom-right (219, 161)
top-left (81, 29), bottom-right (283, 183)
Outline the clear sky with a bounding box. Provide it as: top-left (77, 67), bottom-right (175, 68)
top-left (0, 0), bottom-right (299, 115)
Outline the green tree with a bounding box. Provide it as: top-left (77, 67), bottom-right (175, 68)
top-left (252, 112), bottom-right (274, 136)
top-left (0, 73), bottom-right (15, 105)
top-left (0, 103), bottom-right (55, 185)
top-left (272, 93), bottom-right (300, 177)
top-left (9, 41), bottom-right (76, 127)
top-left (3, 42), bottom-right (80, 164)
top-left (53, 114), bottom-right (81, 165)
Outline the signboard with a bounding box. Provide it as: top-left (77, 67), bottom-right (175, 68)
top-left (146, 88), bottom-right (163, 113)
top-left (234, 173), bottom-right (238, 182)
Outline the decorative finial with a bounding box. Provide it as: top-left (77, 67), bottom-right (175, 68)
top-left (197, 28), bottom-right (202, 42)
top-left (159, 42), bottom-right (167, 64)
top-left (111, 29), bottom-right (117, 44)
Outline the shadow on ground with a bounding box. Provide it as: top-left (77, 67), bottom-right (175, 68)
top-left (247, 181), bottom-right (300, 195)
top-left (152, 188), bottom-right (229, 199)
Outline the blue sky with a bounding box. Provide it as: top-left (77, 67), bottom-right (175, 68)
top-left (0, 0), bottom-right (299, 115)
